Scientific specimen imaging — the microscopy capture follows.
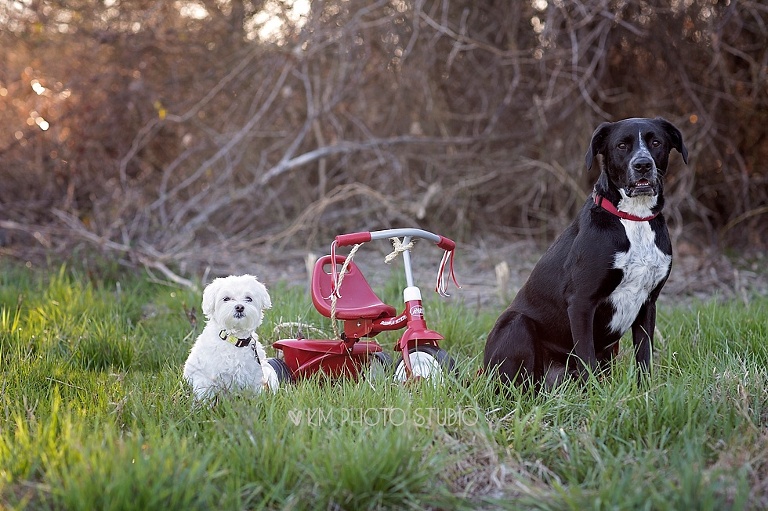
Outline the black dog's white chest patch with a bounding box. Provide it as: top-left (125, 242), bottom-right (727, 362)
top-left (608, 221), bottom-right (670, 334)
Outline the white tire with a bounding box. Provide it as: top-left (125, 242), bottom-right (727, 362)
top-left (394, 346), bottom-right (455, 383)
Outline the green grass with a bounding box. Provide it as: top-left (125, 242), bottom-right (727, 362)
top-left (1, 262), bottom-right (767, 510)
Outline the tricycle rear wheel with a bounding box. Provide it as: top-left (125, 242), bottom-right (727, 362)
top-left (365, 351), bottom-right (393, 381)
top-left (267, 358), bottom-right (295, 388)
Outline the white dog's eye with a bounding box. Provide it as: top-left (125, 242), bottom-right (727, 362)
top-left (244, 296), bottom-right (253, 303)
top-left (223, 297), bottom-right (232, 302)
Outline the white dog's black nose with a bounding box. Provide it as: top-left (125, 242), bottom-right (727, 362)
top-left (235, 304), bottom-right (245, 313)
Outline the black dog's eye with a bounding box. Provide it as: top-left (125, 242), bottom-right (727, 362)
top-left (617, 142), bottom-right (628, 150)
top-left (651, 140), bottom-right (661, 148)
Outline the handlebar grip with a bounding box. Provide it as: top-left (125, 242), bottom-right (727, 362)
top-left (436, 235), bottom-right (456, 251)
top-left (335, 231), bottom-right (372, 247)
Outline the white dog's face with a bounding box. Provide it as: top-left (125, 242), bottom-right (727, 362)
top-left (201, 274), bottom-right (272, 334)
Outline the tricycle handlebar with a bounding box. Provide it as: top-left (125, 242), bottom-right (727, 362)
top-left (331, 228), bottom-right (460, 297)
top-left (334, 229), bottom-right (455, 251)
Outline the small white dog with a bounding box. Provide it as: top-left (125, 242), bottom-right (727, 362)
top-left (183, 274), bottom-right (279, 401)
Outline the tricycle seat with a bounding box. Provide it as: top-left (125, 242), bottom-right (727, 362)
top-left (311, 255), bottom-right (397, 320)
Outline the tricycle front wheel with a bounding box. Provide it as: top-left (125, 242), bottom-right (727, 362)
top-left (394, 345), bottom-right (455, 383)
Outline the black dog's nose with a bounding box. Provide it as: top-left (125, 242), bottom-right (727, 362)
top-left (235, 304), bottom-right (245, 313)
top-left (632, 158), bottom-right (654, 174)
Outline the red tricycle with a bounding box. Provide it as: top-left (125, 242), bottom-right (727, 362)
top-left (268, 228), bottom-right (460, 384)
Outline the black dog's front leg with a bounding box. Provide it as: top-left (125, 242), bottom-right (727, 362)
top-left (632, 301), bottom-right (656, 380)
top-left (567, 301), bottom-right (598, 380)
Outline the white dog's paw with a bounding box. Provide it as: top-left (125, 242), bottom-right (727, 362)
top-left (261, 363), bottom-right (280, 394)
top-left (262, 363), bottom-right (280, 393)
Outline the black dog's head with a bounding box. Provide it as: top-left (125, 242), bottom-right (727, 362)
top-left (586, 117), bottom-right (688, 198)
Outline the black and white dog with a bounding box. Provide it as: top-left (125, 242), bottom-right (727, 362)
top-left (484, 117), bottom-right (688, 388)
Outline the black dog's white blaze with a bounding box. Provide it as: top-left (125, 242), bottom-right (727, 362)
top-left (608, 220), bottom-right (671, 334)
top-left (629, 130), bottom-right (654, 170)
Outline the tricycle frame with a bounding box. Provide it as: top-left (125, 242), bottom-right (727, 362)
top-left (271, 228), bottom-right (459, 383)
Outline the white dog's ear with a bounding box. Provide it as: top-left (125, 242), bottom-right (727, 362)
top-left (248, 275), bottom-right (272, 310)
top-left (201, 278), bottom-right (222, 319)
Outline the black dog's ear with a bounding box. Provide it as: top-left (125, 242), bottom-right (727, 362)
top-left (656, 117), bottom-right (689, 164)
top-left (585, 122), bottom-right (612, 171)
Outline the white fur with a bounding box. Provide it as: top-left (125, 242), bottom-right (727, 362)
top-left (617, 189), bottom-right (657, 218)
top-left (608, 218), bottom-right (671, 334)
top-left (629, 130), bottom-right (653, 168)
top-left (183, 274), bottom-right (279, 401)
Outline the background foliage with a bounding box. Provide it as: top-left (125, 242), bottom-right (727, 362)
top-left (1, 0), bottom-right (767, 275)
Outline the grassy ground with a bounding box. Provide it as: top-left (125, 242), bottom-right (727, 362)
top-left (1, 262), bottom-right (767, 510)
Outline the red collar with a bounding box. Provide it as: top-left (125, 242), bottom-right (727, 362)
top-left (593, 193), bottom-right (659, 222)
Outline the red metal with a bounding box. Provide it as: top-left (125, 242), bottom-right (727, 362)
top-left (394, 298), bottom-right (442, 377)
top-left (395, 299), bottom-right (443, 349)
top-left (273, 338), bottom-right (382, 379)
top-left (375, 313), bottom-right (408, 331)
top-left (343, 318), bottom-right (374, 340)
